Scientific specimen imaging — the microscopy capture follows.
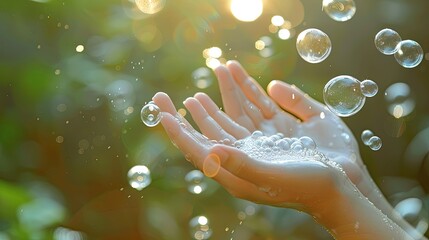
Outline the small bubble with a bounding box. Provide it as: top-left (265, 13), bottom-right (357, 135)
top-left (374, 28), bottom-right (401, 55)
top-left (189, 216), bottom-right (212, 240)
top-left (128, 165), bottom-right (151, 190)
top-left (361, 130), bottom-right (374, 145)
top-left (322, 0), bottom-right (356, 22)
top-left (185, 170), bottom-right (207, 194)
top-left (141, 101), bottom-right (161, 127)
top-left (291, 141), bottom-right (303, 152)
top-left (75, 44), bottom-right (84, 53)
top-left (323, 75), bottom-right (365, 117)
top-left (135, 0), bottom-right (166, 14)
top-left (275, 139), bottom-right (290, 151)
top-left (368, 136), bottom-right (382, 151)
top-left (360, 79), bottom-right (378, 97)
top-left (394, 40), bottom-right (424, 68)
top-left (296, 28), bottom-right (331, 63)
top-left (251, 130), bottom-right (264, 138)
top-left (299, 136), bottom-right (316, 149)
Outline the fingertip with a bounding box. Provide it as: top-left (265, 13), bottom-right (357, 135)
top-left (159, 112), bottom-right (181, 137)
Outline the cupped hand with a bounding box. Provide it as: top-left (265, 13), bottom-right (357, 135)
top-left (152, 92), bottom-right (346, 210)
top-left (215, 61), bottom-right (378, 205)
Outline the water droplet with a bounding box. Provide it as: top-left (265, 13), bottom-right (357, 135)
top-left (127, 165), bottom-right (151, 190)
top-left (323, 75), bottom-right (365, 117)
top-left (385, 82), bottom-right (415, 118)
top-left (374, 28), bottom-right (401, 55)
top-left (189, 216), bottom-right (212, 240)
top-left (322, 0), bottom-right (356, 22)
top-left (394, 40), bottom-right (424, 68)
top-left (360, 79), bottom-right (378, 97)
top-left (296, 28), bottom-right (332, 63)
top-left (299, 136), bottom-right (316, 149)
top-left (185, 170), bottom-right (207, 194)
top-left (360, 130), bottom-right (374, 146)
top-left (141, 101), bottom-right (161, 127)
top-left (368, 136), bottom-right (382, 151)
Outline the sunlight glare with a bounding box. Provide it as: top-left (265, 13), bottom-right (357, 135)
top-left (230, 0), bottom-right (263, 22)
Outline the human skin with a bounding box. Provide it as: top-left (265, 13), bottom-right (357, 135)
top-left (152, 61), bottom-right (423, 239)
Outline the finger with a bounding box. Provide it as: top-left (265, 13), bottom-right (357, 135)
top-left (153, 92), bottom-right (207, 142)
top-left (267, 80), bottom-right (326, 121)
top-left (214, 65), bottom-right (256, 131)
top-left (159, 112), bottom-right (210, 167)
top-left (152, 92), bottom-right (179, 116)
top-left (194, 92), bottom-right (250, 139)
top-left (183, 97), bottom-right (236, 142)
top-left (227, 60), bottom-right (277, 118)
top-left (204, 163), bottom-right (276, 203)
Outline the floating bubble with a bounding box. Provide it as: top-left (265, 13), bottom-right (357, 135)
top-left (189, 216), bottom-right (212, 240)
top-left (374, 28), bottom-right (401, 55)
top-left (141, 101), bottom-right (161, 127)
top-left (322, 0), bottom-right (356, 22)
top-left (128, 165), bottom-right (151, 190)
top-left (368, 136), bottom-right (382, 151)
top-left (135, 0), bottom-right (166, 14)
top-left (323, 75), bottom-right (365, 117)
top-left (192, 67), bottom-right (213, 89)
top-left (394, 40), bottom-right (424, 68)
top-left (360, 79), bottom-right (378, 97)
top-left (185, 170), bottom-right (207, 194)
top-left (385, 82), bottom-right (415, 118)
top-left (296, 28), bottom-right (331, 63)
top-left (361, 130), bottom-right (374, 145)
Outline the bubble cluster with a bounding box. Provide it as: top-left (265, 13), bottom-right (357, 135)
top-left (375, 29), bottom-right (423, 68)
top-left (360, 130), bottom-right (382, 151)
top-left (384, 82), bottom-right (415, 118)
top-left (322, 0), bottom-right (356, 22)
top-left (185, 170), bottom-right (207, 194)
top-left (296, 28), bottom-right (332, 63)
top-left (128, 165), bottom-right (151, 190)
top-left (233, 131), bottom-right (327, 163)
top-left (374, 29), bottom-right (401, 55)
top-left (394, 40), bottom-right (424, 68)
top-left (141, 101), bottom-right (161, 127)
top-left (189, 216), bottom-right (212, 240)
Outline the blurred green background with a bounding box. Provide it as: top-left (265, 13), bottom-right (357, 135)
top-left (0, 0), bottom-right (428, 239)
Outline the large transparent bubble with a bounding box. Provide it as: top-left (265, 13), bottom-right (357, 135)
top-left (322, 0), bottom-right (356, 22)
top-left (296, 28), bottom-right (332, 63)
top-left (323, 75), bottom-right (365, 117)
top-left (141, 101), bottom-right (161, 127)
top-left (127, 165), bottom-right (151, 190)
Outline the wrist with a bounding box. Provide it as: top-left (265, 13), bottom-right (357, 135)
top-left (307, 172), bottom-right (412, 240)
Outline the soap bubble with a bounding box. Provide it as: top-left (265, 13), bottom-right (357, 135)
top-left (374, 28), bottom-right (401, 55)
top-left (135, 0), bottom-right (166, 14)
top-left (296, 28), bottom-right (332, 63)
top-left (360, 79), bottom-right (378, 97)
top-left (322, 0), bottom-right (356, 22)
top-left (141, 101), bottom-right (161, 127)
top-left (192, 67), bottom-right (213, 89)
top-left (394, 40), bottom-right (424, 68)
top-left (189, 216), bottom-right (212, 240)
top-left (368, 136), bottom-right (382, 151)
top-left (361, 130), bottom-right (374, 145)
top-left (128, 165), bottom-right (151, 190)
top-left (385, 82), bottom-right (415, 118)
top-left (299, 136), bottom-right (316, 150)
top-left (323, 75), bottom-right (365, 117)
top-left (185, 170), bottom-right (207, 194)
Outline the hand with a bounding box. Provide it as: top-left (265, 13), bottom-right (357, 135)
top-left (152, 92), bottom-right (347, 210)
top-left (214, 61), bottom-right (367, 195)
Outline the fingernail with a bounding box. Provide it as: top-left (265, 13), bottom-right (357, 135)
top-left (203, 153), bottom-right (221, 178)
